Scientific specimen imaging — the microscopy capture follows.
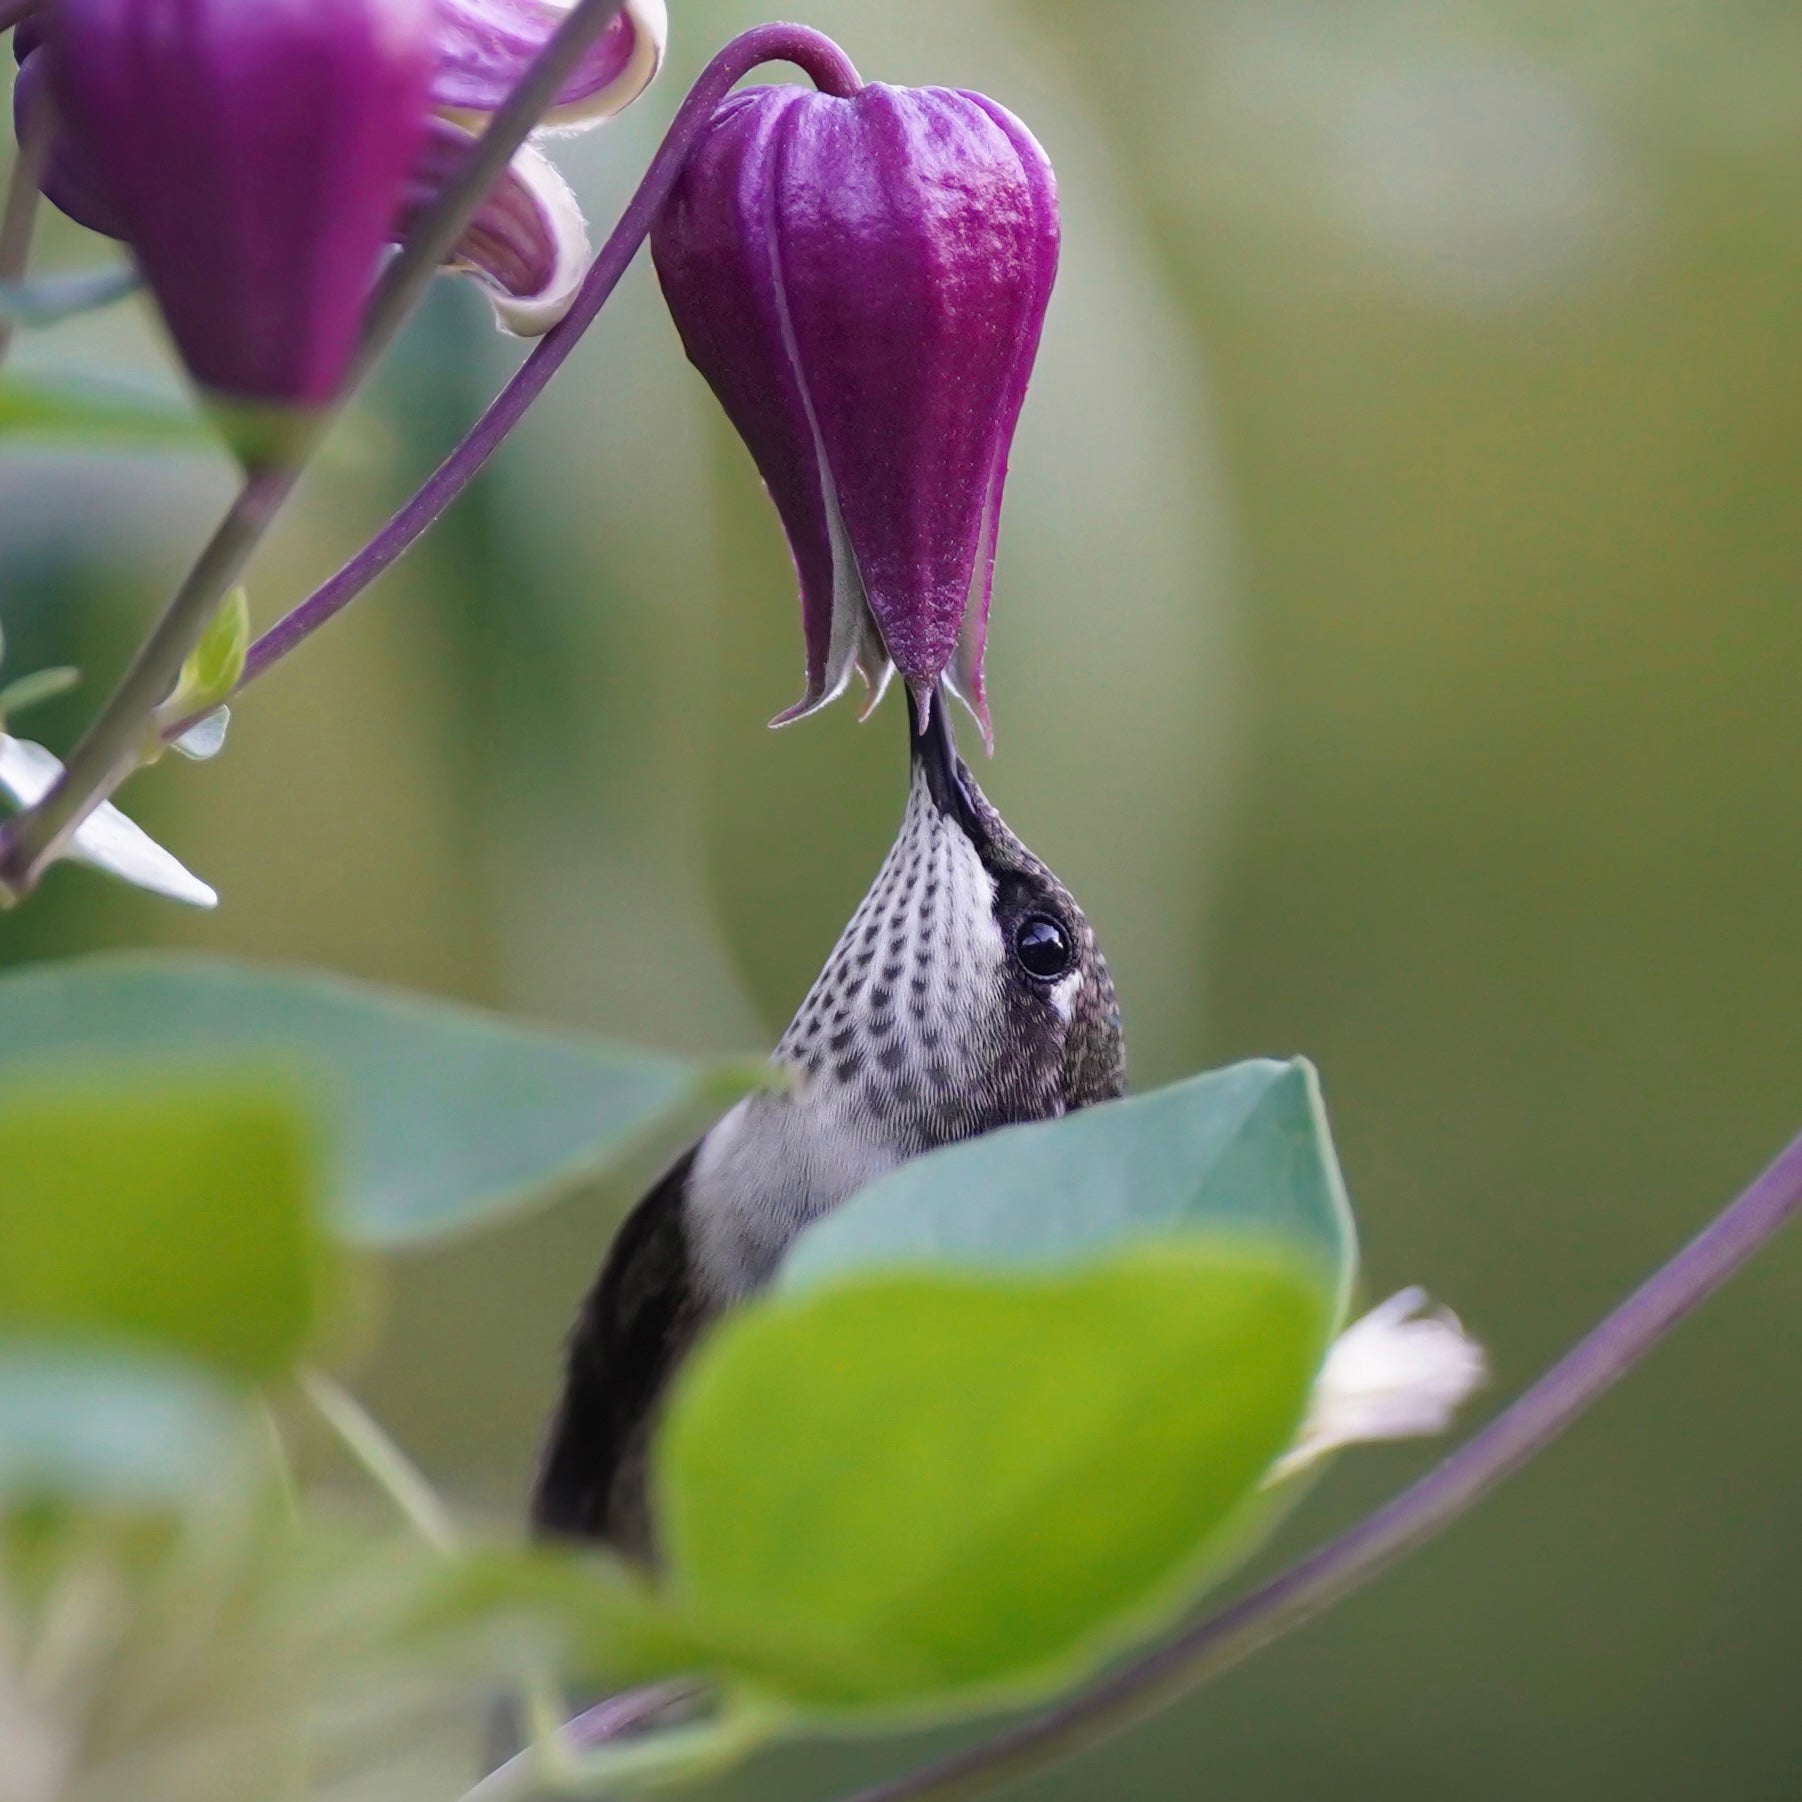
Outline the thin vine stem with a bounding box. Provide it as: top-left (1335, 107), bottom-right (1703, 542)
top-left (0, 0), bottom-right (630, 895)
top-left (817, 1121), bottom-right (1802, 1802)
top-left (300, 1369), bottom-right (460, 1557)
top-left (0, 64), bottom-right (50, 367)
top-left (196, 22), bottom-right (863, 721)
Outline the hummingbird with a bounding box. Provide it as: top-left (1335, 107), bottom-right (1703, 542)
top-left (531, 690), bottom-right (1125, 1561)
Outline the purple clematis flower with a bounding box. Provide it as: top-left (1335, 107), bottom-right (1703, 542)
top-left (15, 0), bottom-right (665, 406)
top-left (34, 0), bottom-right (437, 408)
top-left (651, 81), bottom-right (1059, 740)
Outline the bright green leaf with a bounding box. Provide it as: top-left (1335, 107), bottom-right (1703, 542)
top-left (0, 1342), bottom-right (249, 1511)
top-left (0, 370), bottom-right (208, 444)
top-left (0, 1081), bottom-right (330, 1379)
top-left (658, 1243), bottom-right (1332, 1714)
top-left (0, 953), bottom-right (739, 1246)
top-left (782, 1059), bottom-right (1357, 1322)
top-left (159, 587), bottom-right (248, 726)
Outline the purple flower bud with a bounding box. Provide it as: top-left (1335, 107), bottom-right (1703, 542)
top-left (651, 82), bottom-right (1059, 738)
top-left (43, 0), bottom-right (437, 409)
top-left (23, 0), bottom-right (666, 369)
top-left (11, 48), bottom-right (122, 240)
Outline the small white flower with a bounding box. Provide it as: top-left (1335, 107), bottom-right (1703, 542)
top-left (1269, 1285), bottom-right (1486, 1482)
top-left (0, 736), bottom-right (216, 909)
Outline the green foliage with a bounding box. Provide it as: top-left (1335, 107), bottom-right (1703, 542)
top-left (784, 1058), bottom-right (1357, 1321)
top-left (0, 1081), bottom-right (330, 1379)
top-left (159, 587), bottom-right (249, 725)
top-left (0, 951), bottom-right (1370, 1788)
top-left (652, 1246), bottom-right (1332, 1716)
top-left (0, 369), bottom-right (208, 442)
top-left (0, 953), bottom-right (746, 1245)
top-left (411, 1062), bottom-right (1361, 1734)
top-left (416, 1541), bottom-right (691, 1685)
top-left (0, 1342), bottom-right (248, 1511)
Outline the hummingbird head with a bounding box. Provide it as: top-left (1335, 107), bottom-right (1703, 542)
top-left (688, 688), bottom-right (1124, 1302)
top-left (776, 691), bottom-right (1125, 1140)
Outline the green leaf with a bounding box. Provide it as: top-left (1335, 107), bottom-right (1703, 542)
top-left (0, 953), bottom-right (736, 1246)
top-left (782, 1059), bottom-right (1358, 1322)
top-left (414, 1543), bottom-right (696, 1687)
top-left (0, 266), bottom-right (141, 329)
top-left (0, 370), bottom-right (208, 444)
top-left (0, 1342), bottom-right (249, 1511)
top-left (0, 1081), bottom-right (331, 1380)
top-left (158, 587), bottom-right (248, 726)
top-left (657, 1243), bottom-right (1332, 1714)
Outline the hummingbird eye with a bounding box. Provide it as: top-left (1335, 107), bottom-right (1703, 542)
top-left (1013, 913), bottom-right (1074, 981)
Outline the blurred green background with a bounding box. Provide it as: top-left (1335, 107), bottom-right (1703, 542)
top-left (5, 0), bottom-right (1802, 1795)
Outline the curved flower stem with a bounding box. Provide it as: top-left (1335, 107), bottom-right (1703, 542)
top-left (0, 0), bottom-right (630, 896)
top-left (460, 1681), bottom-right (706, 1802)
top-left (0, 70), bottom-right (51, 368)
top-left (821, 1123), bottom-right (1802, 1802)
top-left (214, 22), bottom-right (863, 712)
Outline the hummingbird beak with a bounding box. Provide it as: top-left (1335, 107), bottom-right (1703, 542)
top-left (907, 682), bottom-right (989, 850)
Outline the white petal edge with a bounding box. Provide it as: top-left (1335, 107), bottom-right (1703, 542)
top-left (458, 142), bottom-right (591, 337)
top-left (0, 736), bottom-right (216, 909)
top-left (536, 0), bottom-right (668, 134)
top-left (1267, 1286), bottom-right (1486, 1483)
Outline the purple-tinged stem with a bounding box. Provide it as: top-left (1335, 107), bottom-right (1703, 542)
top-left (217, 23), bottom-right (863, 710)
top-left (461, 1681), bottom-right (705, 1802)
top-left (821, 1123), bottom-right (1802, 1802)
top-left (0, 0), bottom-right (634, 894)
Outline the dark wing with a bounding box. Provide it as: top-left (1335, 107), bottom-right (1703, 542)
top-left (530, 1145), bottom-right (711, 1562)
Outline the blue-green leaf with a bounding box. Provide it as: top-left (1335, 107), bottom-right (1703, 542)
top-left (0, 1343), bottom-right (249, 1511)
top-left (782, 1059), bottom-right (1357, 1320)
top-left (0, 954), bottom-right (742, 1246)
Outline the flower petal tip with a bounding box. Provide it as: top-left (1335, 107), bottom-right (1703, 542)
top-left (856, 661), bottom-right (897, 723)
top-left (478, 142), bottom-right (590, 335)
top-left (1269, 1287), bottom-right (1487, 1483)
top-left (432, 0), bottom-right (667, 133)
top-left (943, 669), bottom-right (994, 755)
top-left (769, 690), bottom-right (829, 730)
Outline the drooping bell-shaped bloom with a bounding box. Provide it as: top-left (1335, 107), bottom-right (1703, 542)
top-left (16, 0), bottom-right (666, 405)
top-left (41, 0), bottom-right (439, 408)
top-left (652, 82), bottom-right (1059, 739)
